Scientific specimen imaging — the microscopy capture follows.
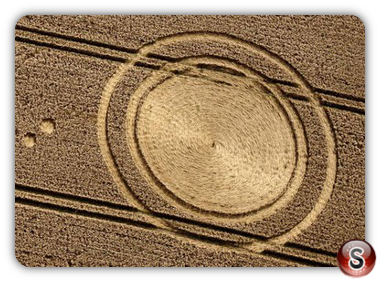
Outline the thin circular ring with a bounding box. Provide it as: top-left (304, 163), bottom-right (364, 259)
top-left (126, 57), bottom-right (307, 221)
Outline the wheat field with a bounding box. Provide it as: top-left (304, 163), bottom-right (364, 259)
top-left (15, 15), bottom-right (365, 267)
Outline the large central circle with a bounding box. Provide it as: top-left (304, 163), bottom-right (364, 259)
top-left (135, 74), bottom-right (296, 215)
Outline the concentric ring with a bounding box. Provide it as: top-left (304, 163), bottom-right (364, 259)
top-left (126, 57), bottom-right (307, 220)
top-left (97, 32), bottom-right (337, 249)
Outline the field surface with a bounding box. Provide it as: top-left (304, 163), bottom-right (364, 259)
top-left (15, 15), bottom-right (365, 267)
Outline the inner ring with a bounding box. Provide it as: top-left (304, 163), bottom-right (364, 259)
top-left (128, 58), bottom-right (304, 217)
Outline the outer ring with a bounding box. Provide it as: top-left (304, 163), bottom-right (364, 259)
top-left (97, 32), bottom-right (337, 249)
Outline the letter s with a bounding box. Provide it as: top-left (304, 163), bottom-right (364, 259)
top-left (349, 247), bottom-right (365, 270)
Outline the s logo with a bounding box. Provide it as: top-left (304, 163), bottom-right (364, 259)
top-left (349, 247), bottom-right (365, 270)
top-left (338, 240), bottom-right (376, 277)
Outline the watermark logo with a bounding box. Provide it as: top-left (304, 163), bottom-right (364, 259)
top-left (337, 240), bottom-right (376, 277)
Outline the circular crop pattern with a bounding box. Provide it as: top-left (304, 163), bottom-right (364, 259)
top-left (135, 74), bottom-right (295, 215)
top-left (126, 56), bottom-right (305, 220)
top-left (98, 32), bottom-right (337, 249)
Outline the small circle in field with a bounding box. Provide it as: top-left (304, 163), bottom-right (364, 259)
top-left (22, 133), bottom-right (36, 147)
top-left (40, 119), bottom-right (55, 134)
